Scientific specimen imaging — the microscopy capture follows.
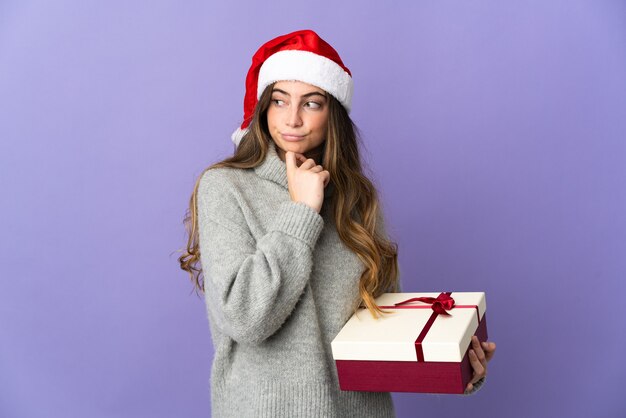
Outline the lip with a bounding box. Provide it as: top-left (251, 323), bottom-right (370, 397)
top-left (281, 133), bottom-right (305, 142)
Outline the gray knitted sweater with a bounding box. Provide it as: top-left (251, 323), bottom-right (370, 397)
top-left (197, 142), bottom-right (484, 418)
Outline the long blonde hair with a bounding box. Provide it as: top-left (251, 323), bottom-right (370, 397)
top-left (178, 83), bottom-right (399, 317)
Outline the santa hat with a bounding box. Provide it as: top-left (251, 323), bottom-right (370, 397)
top-left (231, 29), bottom-right (353, 146)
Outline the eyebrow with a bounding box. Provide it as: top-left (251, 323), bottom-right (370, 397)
top-left (271, 88), bottom-right (327, 100)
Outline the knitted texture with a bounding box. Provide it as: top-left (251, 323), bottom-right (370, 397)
top-left (197, 142), bottom-right (484, 418)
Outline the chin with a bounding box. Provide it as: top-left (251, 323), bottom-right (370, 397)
top-left (279, 142), bottom-right (307, 152)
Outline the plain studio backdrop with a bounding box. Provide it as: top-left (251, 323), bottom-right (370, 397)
top-left (1, 1), bottom-right (624, 417)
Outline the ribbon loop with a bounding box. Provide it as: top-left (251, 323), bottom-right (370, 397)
top-left (393, 292), bottom-right (456, 315)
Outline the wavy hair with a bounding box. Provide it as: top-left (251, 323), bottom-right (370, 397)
top-left (178, 83), bottom-right (399, 317)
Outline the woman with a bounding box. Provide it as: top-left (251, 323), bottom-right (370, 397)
top-left (180, 29), bottom-right (495, 417)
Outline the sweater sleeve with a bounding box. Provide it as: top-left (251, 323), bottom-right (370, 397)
top-left (197, 170), bottom-right (324, 345)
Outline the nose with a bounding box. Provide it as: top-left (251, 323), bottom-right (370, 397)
top-left (285, 104), bottom-right (303, 128)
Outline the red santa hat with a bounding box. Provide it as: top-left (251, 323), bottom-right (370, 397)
top-left (231, 29), bottom-right (354, 146)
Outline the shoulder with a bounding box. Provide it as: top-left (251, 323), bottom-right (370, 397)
top-left (196, 167), bottom-right (257, 242)
top-left (196, 165), bottom-right (263, 221)
top-left (198, 166), bottom-right (254, 198)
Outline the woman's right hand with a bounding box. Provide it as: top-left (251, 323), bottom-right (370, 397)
top-left (285, 151), bottom-right (330, 213)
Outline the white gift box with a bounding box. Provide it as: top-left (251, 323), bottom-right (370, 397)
top-left (331, 292), bottom-right (488, 394)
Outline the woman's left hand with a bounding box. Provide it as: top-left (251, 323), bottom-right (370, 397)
top-left (466, 336), bottom-right (496, 392)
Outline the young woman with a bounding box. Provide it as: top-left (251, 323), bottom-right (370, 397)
top-left (180, 29), bottom-right (495, 417)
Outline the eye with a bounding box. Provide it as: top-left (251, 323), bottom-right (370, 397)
top-left (304, 101), bottom-right (322, 109)
top-left (271, 99), bottom-right (286, 106)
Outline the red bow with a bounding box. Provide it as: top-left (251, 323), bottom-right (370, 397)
top-left (390, 292), bottom-right (456, 315)
top-left (377, 292), bottom-right (468, 362)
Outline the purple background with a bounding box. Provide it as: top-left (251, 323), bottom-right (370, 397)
top-left (1, 1), bottom-right (624, 417)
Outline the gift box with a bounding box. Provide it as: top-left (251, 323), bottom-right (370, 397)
top-left (331, 292), bottom-right (488, 394)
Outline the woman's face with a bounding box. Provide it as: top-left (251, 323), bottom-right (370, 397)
top-left (266, 80), bottom-right (329, 162)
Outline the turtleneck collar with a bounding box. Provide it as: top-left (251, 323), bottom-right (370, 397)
top-left (254, 142), bottom-right (288, 189)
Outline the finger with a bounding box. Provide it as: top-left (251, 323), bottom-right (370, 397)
top-left (482, 341), bottom-right (496, 361)
top-left (299, 158), bottom-right (316, 170)
top-left (465, 382), bottom-right (474, 392)
top-left (472, 336), bottom-right (486, 364)
top-left (481, 341), bottom-right (496, 352)
top-left (321, 170), bottom-right (330, 187)
top-left (310, 165), bottom-right (324, 173)
top-left (469, 349), bottom-right (485, 380)
top-left (294, 153), bottom-right (307, 167)
top-left (285, 151), bottom-right (297, 172)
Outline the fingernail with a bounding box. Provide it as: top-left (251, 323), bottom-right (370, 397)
top-left (470, 349), bottom-right (475, 356)
top-left (482, 342), bottom-right (488, 348)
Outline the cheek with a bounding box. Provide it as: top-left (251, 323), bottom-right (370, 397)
top-left (312, 113), bottom-right (329, 133)
top-left (266, 108), bottom-right (278, 128)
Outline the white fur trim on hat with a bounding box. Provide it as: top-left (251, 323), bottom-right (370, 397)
top-left (231, 127), bottom-right (248, 146)
top-left (257, 50), bottom-right (353, 113)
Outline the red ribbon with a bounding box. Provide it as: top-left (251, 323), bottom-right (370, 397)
top-left (377, 292), bottom-right (479, 362)
top-left (390, 292), bottom-right (456, 315)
